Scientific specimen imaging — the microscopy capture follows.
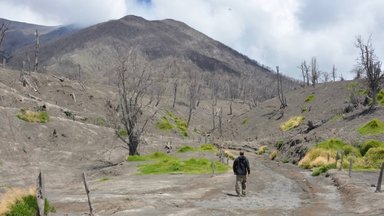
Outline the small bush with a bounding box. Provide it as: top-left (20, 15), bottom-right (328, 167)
top-left (127, 152), bottom-right (172, 162)
top-left (364, 147), bottom-right (384, 167)
top-left (17, 109), bottom-right (49, 123)
top-left (280, 116), bottom-right (304, 131)
top-left (156, 116), bottom-right (173, 131)
top-left (256, 146), bottom-right (268, 155)
top-left (223, 150), bottom-right (235, 160)
top-left (269, 150), bottom-right (278, 160)
top-left (359, 140), bottom-right (384, 156)
top-left (304, 94), bottom-right (315, 103)
top-left (358, 118), bottom-right (384, 135)
top-left (275, 140), bottom-right (284, 150)
top-left (95, 117), bottom-right (106, 126)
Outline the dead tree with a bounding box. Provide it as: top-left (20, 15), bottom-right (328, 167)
top-left (276, 66), bottom-right (287, 109)
top-left (187, 70), bottom-right (199, 127)
top-left (0, 23), bottom-right (9, 67)
top-left (332, 65), bottom-right (337, 82)
top-left (115, 49), bottom-right (155, 155)
top-left (298, 60), bottom-right (310, 86)
top-left (310, 57), bottom-right (319, 87)
top-left (34, 29), bottom-right (40, 72)
top-left (355, 35), bottom-right (384, 110)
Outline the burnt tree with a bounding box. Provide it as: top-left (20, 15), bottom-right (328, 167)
top-left (276, 66), bottom-right (287, 109)
top-left (355, 36), bottom-right (383, 110)
top-left (115, 50), bottom-right (155, 155)
top-left (34, 30), bottom-right (40, 72)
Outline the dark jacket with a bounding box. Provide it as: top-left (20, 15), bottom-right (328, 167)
top-left (233, 155), bottom-right (250, 175)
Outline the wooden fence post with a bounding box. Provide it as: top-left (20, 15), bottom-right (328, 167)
top-left (36, 171), bottom-right (45, 216)
top-left (375, 162), bottom-right (384, 193)
top-left (335, 151), bottom-right (339, 168)
top-left (349, 158), bottom-right (353, 178)
top-left (211, 160), bottom-right (215, 177)
top-left (82, 172), bottom-right (94, 216)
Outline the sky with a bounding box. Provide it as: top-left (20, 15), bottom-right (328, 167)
top-left (1, 0), bottom-right (384, 80)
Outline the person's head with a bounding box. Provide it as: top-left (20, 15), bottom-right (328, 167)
top-left (240, 151), bottom-right (244, 156)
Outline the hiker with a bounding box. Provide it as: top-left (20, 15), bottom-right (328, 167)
top-left (233, 151), bottom-right (250, 197)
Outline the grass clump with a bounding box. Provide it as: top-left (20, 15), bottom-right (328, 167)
top-left (138, 157), bottom-right (228, 174)
top-left (358, 118), bottom-right (384, 135)
top-left (359, 140), bottom-right (384, 156)
top-left (304, 94), bottom-right (315, 103)
top-left (177, 145), bottom-right (196, 153)
top-left (280, 116), bottom-right (304, 131)
top-left (17, 109), bottom-right (49, 123)
top-left (269, 150), bottom-right (278, 160)
top-left (256, 146), bottom-right (268, 155)
top-left (156, 111), bottom-right (188, 137)
top-left (199, 143), bottom-right (217, 152)
top-left (377, 90), bottom-right (384, 105)
top-left (0, 188), bottom-right (55, 216)
top-left (241, 118), bottom-right (249, 125)
top-left (118, 128), bottom-right (128, 137)
top-left (127, 152), bottom-right (172, 162)
top-left (98, 177), bottom-right (111, 182)
top-left (311, 164), bottom-right (336, 176)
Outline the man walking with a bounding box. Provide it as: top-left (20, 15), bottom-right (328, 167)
top-left (233, 151), bottom-right (250, 197)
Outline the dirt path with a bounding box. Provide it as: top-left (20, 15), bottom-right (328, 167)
top-left (43, 152), bottom-right (365, 216)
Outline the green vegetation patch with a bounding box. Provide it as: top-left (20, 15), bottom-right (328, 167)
top-left (98, 177), bottom-right (111, 182)
top-left (269, 150), bottom-right (278, 160)
top-left (304, 94), bottom-right (315, 103)
top-left (241, 118), bottom-right (249, 125)
top-left (138, 157), bottom-right (228, 174)
top-left (156, 111), bottom-right (188, 137)
top-left (127, 152), bottom-right (172, 162)
top-left (300, 138), bottom-right (384, 173)
top-left (358, 118), bottom-right (384, 135)
top-left (118, 128), bottom-right (128, 137)
top-left (256, 146), bottom-right (268, 155)
top-left (199, 143), bottom-right (217, 152)
top-left (177, 145), bottom-right (196, 153)
top-left (377, 90), bottom-right (384, 106)
top-left (17, 109), bottom-right (49, 123)
top-left (359, 140), bottom-right (384, 156)
top-left (280, 116), bottom-right (304, 131)
top-left (5, 195), bottom-right (55, 216)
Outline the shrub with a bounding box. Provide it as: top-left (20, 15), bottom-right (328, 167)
top-left (156, 116), bottom-right (173, 131)
top-left (95, 117), bottom-right (106, 126)
top-left (17, 109), bottom-right (49, 123)
top-left (275, 140), bottom-right (284, 150)
top-left (358, 118), bottom-right (384, 135)
top-left (376, 90), bottom-right (384, 106)
top-left (359, 140), bottom-right (384, 156)
top-left (304, 94), bottom-right (315, 103)
top-left (280, 116), bottom-right (304, 131)
top-left (256, 146), bottom-right (268, 155)
top-left (364, 147), bottom-right (384, 167)
top-left (269, 150), bottom-right (278, 160)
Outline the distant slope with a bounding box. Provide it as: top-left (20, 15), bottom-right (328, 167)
top-left (8, 15), bottom-right (298, 101)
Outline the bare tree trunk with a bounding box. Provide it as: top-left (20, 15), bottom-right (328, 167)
top-left (218, 107), bottom-right (222, 137)
top-left (211, 103), bottom-right (216, 130)
top-left (276, 66), bottom-right (287, 108)
top-left (82, 172), bottom-right (94, 216)
top-left (228, 101), bottom-right (232, 115)
top-left (187, 105), bottom-right (193, 127)
top-left (173, 80), bottom-right (177, 108)
top-left (35, 172), bottom-right (45, 216)
top-left (34, 30), bottom-right (40, 72)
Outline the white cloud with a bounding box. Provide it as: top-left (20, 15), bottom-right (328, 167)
top-left (1, 0), bottom-right (384, 80)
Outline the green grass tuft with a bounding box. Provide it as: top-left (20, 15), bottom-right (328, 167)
top-left (127, 152), bottom-right (173, 162)
top-left (256, 146), bottom-right (268, 155)
top-left (280, 116), bottom-right (304, 131)
top-left (118, 128), bottom-right (128, 137)
top-left (359, 140), bottom-right (384, 156)
top-left (358, 118), bottom-right (384, 135)
top-left (17, 109), bottom-right (49, 123)
top-left (241, 118), bottom-right (249, 125)
top-left (98, 177), bottom-right (111, 182)
top-left (156, 112), bottom-right (188, 137)
top-left (5, 195), bottom-right (55, 216)
top-left (304, 94), bottom-right (315, 103)
top-left (199, 143), bottom-right (217, 152)
top-left (177, 145), bottom-right (196, 153)
top-left (311, 164), bottom-right (336, 176)
top-left (376, 90), bottom-right (384, 105)
top-left (138, 157), bottom-right (228, 174)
